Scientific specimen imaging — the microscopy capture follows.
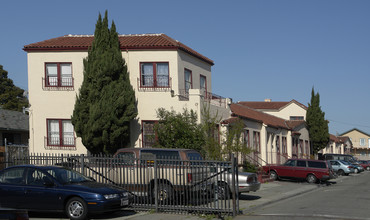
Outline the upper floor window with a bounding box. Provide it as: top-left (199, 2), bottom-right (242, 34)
top-left (45, 63), bottom-right (73, 88)
top-left (46, 119), bottom-right (75, 147)
top-left (184, 69), bottom-right (192, 94)
top-left (200, 75), bottom-right (207, 96)
top-left (140, 62), bottom-right (169, 88)
top-left (360, 138), bottom-right (366, 146)
top-left (290, 116), bottom-right (304, 120)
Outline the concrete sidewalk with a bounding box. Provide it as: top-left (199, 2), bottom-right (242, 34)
top-left (118, 180), bottom-right (321, 220)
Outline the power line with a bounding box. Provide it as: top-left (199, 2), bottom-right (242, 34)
top-left (327, 118), bottom-right (370, 129)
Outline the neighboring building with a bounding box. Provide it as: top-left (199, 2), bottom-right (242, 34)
top-left (224, 101), bottom-right (310, 166)
top-left (340, 128), bottom-right (370, 158)
top-left (0, 108), bottom-right (29, 146)
top-left (320, 134), bottom-right (346, 155)
top-left (0, 108), bottom-right (29, 169)
top-left (238, 99), bottom-right (307, 121)
top-left (24, 34), bottom-right (231, 154)
top-left (337, 136), bottom-right (352, 155)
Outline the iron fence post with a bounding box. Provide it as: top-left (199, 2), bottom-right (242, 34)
top-left (231, 154), bottom-right (236, 217)
top-left (81, 154), bottom-right (85, 176)
top-left (154, 159), bottom-right (158, 212)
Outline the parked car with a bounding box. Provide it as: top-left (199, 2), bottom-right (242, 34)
top-left (113, 148), bottom-right (212, 203)
top-left (320, 153), bottom-right (358, 164)
top-left (0, 165), bottom-right (130, 220)
top-left (262, 159), bottom-right (334, 184)
top-left (350, 162), bottom-right (364, 173)
top-left (329, 160), bottom-right (354, 176)
top-left (114, 148), bottom-right (256, 201)
top-left (358, 160), bottom-right (370, 171)
top-left (210, 165), bottom-right (260, 199)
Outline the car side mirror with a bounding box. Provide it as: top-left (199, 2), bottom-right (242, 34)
top-left (42, 176), bottom-right (54, 187)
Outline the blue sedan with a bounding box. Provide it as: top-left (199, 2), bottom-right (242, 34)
top-left (0, 165), bottom-right (129, 220)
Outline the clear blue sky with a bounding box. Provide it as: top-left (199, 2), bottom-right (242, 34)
top-left (1, 0), bottom-right (370, 135)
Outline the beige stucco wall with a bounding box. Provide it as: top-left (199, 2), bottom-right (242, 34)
top-left (341, 130), bottom-right (370, 149)
top-left (262, 102), bottom-right (306, 120)
top-left (27, 51), bottom-right (86, 154)
top-left (27, 49), bottom-right (229, 154)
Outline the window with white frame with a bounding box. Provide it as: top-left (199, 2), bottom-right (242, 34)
top-left (244, 129), bottom-right (250, 147)
top-left (184, 69), bottom-right (192, 94)
top-left (47, 119), bottom-right (75, 147)
top-left (200, 75), bottom-right (207, 96)
top-left (289, 116), bottom-right (304, 120)
top-left (253, 131), bottom-right (261, 153)
top-left (276, 136), bottom-right (280, 152)
top-left (45, 63), bottom-right (73, 87)
top-left (140, 62), bottom-right (169, 88)
top-left (360, 138), bottom-right (366, 146)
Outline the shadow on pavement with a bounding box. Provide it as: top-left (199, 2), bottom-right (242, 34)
top-left (29, 210), bottom-right (138, 219)
top-left (239, 194), bottom-right (261, 201)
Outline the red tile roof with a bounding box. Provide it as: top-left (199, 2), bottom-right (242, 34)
top-left (230, 103), bottom-right (290, 129)
top-left (228, 103), bottom-right (308, 131)
top-left (238, 99), bottom-right (307, 110)
top-left (330, 134), bottom-right (339, 142)
top-left (23, 34), bottom-right (214, 65)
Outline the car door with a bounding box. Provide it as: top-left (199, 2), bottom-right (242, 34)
top-left (329, 161), bottom-right (340, 172)
top-left (279, 159), bottom-right (296, 178)
top-left (295, 160), bottom-right (308, 179)
top-left (22, 168), bottom-right (61, 211)
top-left (0, 167), bottom-right (26, 209)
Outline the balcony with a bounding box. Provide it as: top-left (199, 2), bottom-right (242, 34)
top-left (42, 76), bottom-right (74, 91)
top-left (44, 136), bottom-right (76, 150)
top-left (177, 89), bottom-right (230, 108)
top-left (137, 76), bottom-right (172, 92)
top-left (203, 92), bottom-right (229, 108)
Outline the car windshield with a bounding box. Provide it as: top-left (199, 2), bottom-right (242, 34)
top-left (45, 167), bottom-right (92, 184)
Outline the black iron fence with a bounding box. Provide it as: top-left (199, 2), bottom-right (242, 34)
top-left (2, 153), bottom-right (239, 216)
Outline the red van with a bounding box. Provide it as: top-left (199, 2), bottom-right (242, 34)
top-left (262, 159), bottom-right (335, 183)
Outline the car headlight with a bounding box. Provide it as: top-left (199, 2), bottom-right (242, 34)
top-left (121, 192), bottom-right (128, 198)
top-left (104, 194), bottom-right (120, 200)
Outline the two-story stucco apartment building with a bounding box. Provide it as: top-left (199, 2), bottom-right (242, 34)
top-left (226, 99), bottom-right (311, 165)
top-left (24, 33), bottom-right (323, 166)
top-left (23, 34), bottom-right (231, 154)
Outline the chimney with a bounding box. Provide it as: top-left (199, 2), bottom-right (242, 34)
top-left (264, 98), bottom-right (272, 102)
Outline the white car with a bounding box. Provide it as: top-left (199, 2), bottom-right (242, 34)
top-left (212, 167), bottom-right (261, 199)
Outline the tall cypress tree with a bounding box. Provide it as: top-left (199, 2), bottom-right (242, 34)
top-left (306, 88), bottom-right (329, 154)
top-left (0, 65), bottom-right (29, 112)
top-left (72, 11), bottom-right (137, 154)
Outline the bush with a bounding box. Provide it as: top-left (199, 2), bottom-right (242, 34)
top-left (242, 160), bottom-right (258, 173)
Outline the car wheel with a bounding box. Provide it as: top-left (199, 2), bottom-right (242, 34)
top-left (154, 183), bottom-right (174, 204)
top-left (65, 197), bottom-right (88, 220)
top-left (216, 182), bottom-right (230, 200)
top-left (354, 168), bottom-right (359, 174)
top-left (269, 170), bottom-right (278, 181)
top-left (337, 169), bottom-right (345, 176)
top-left (306, 174), bottom-right (317, 184)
